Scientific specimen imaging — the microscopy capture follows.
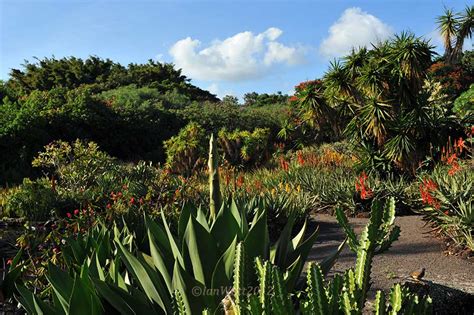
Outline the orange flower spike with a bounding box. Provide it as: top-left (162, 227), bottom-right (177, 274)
top-left (457, 138), bottom-right (465, 153)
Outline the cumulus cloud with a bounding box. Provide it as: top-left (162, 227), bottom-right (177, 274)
top-left (319, 7), bottom-right (394, 58)
top-left (169, 27), bottom-right (305, 81)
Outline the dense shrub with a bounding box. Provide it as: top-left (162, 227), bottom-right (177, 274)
top-left (163, 122), bottom-right (207, 176)
top-left (218, 128), bottom-right (271, 168)
top-left (242, 91), bottom-right (288, 107)
top-left (2, 178), bottom-right (62, 220)
top-left (1, 140), bottom-right (171, 219)
top-left (0, 85), bottom-right (184, 185)
top-left (176, 101), bottom-right (286, 136)
top-left (453, 84), bottom-right (474, 119)
top-left (427, 52), bottom-right (474, 101)
top-left (6, 56), bottom-right (218, 102)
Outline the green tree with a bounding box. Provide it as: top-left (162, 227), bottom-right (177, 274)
top-left (437, 6), bottom-right (474, 64)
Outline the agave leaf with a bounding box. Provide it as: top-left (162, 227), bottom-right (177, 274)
top-left (284, 255), bottom-right (303, 291)
top-left (46, 263), bottom-right (74, 312)
top-left (183, 215), bottom-right (218, 287)
top-left (244, 210), bottom-right (270, 261)
top-left (178, 203), bottom-right (193, 241)
top-left (108, 256), bottom-right (127, 291)
top-left (196, 207), bottom-right (210, 232)
top-left (210, 200), bottom-right (241, 252)
top-left (291, 219), bottom-right (307, 249)
top-left (15, 284), bottom-right (60, 315)
top-left (68, 268), bottom-right (103, 315)
top-left (159, 211), bottom-right (185, 267)
top-left (211, 236), bottom-right (237, 290)
top-left (287, 226), bottom-right (319, 271)
top-left (93, 280), bottom-right (138, 315)
top-left (147, 222), bottom-right (173, 293)
top-left (115, 241), bottom-right (167, 311)
top-left (88, 253), bottom-right (106, 281)
top-left (271, 214), bottom-right (296, 266)
top-left (1, 249), bottom-right (23, 298)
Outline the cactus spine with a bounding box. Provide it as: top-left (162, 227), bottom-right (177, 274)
top-left (208, 133), bottom-right (222, 220)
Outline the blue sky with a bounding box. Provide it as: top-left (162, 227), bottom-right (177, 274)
top-left (1, 0), bottom-right (472, 99)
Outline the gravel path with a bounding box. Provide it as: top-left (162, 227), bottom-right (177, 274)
top-left (308, 214), bottom-right (474, 296)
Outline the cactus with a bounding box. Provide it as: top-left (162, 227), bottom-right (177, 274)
top-left (209, 133), bottom-right (222, 220)
top-left (270, 267), bottom-right (293, 315)
top-left (374, 290), bottom-right (386, 315)
top-left (233, 198), bottom-right (432, 315)
top-left (305, 263), bottom-right (329, 315)
top-left (233, 243), bottom-right (247, 313)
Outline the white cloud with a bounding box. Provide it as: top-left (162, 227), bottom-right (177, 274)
top-left (206, 83), bottom-right (220, 96)
top-left (319, 7), bottom-right (393, 58)
top-left (205, 83), bottom-right (234, 99)
top-left (169, 27), bottom-right (305, 81)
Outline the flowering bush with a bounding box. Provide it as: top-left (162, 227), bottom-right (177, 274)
top-left (419, 162), bottom-right (474, 251)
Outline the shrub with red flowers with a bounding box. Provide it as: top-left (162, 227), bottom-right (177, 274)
top-left (428, 61), bottom-right (473, 100)
top-left (418, 161), bottom-right (474, 251)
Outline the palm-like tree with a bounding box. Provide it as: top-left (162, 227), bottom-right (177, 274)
top-left (389, 32), bottom-right (434, 107)
top-left (437, 6), bottom-right (474, 64)
top-left (322, 31), bottom-right (439, 174)
top-left (453, 6), bottom-right (473, 61)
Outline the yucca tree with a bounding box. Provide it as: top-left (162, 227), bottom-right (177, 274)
top-left (437, 6), bottom-right (474, 64)
top-left (324, 60), bottom-right (359, 103)
top-left (324, 32), bottom-right (437, 174)
top-left (389, 32), bottom-right (434, 106)
top-left (437, 8), bottom-right (457, 62)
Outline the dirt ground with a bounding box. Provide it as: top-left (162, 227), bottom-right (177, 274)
top-left (308, 214), bottom-right (474, 296)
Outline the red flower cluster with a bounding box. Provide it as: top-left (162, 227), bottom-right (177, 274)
top-left (289, 95), bottom-right (299, 103)
top-left (279, 157), bottom-right (290, 171)
top-left (67, 208), bottom-right (94, 218)
top-left (419, 178), bottom-right (440, 209)
top-left (355, 172), bottom-right (373, 200)
top-left (441, 137), bottom-right (465, 176)
top-left (294, 80), bottom-right (321, 93)
top-left (297, 151), bottom-right (305, 166)
top-left (235, 175), bottom-right (244, 188)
